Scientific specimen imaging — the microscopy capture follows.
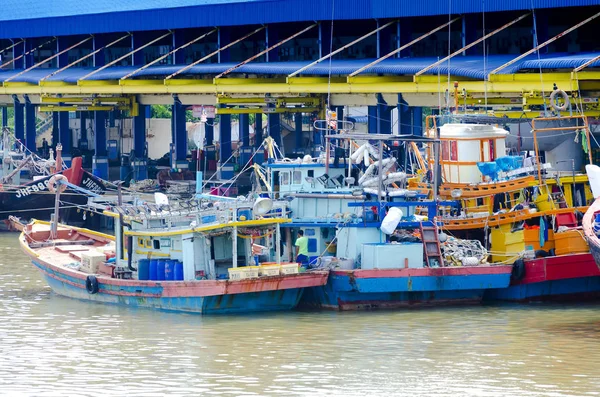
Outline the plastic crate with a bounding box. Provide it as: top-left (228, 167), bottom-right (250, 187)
top-left (280, 263), bottom-right (299, 275)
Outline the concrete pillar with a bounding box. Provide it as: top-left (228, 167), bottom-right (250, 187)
top-left (172, 96), bottom-right (188, 170)
top-left (1, 107), bottom-right (7, 128)
top-left (13, 96), bottom-right (24, 142)
top-left (219, 112), bottom-right (233, 179)
top-left (24, 96), bottom-right (36, 152)
top-left (132, 105), bottom-right (148, 180)
top-left (93, 111), bottom-right (108, 179)
top-left (294, 112), bottom-right (303, 151)
top-left (367, 106), bottom-right (377, 134)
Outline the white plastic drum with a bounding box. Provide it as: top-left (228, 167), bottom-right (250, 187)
top-left (436, 124), bottom-right (508, 184)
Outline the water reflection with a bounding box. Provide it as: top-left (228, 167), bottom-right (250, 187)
top-left (1, 234), bottom-right (600, 396)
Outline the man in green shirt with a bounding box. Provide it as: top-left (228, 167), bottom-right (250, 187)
top-left (294, 230), bottom-right (309, 265)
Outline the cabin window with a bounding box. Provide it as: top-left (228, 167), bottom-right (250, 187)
top-left (280, 171), bottom-right (290, 185)
top-left (153, 240), bottom-right (161, 250)
top-left (293, 171), bottom-right (302, 184)
top-left (488, 139), bottom-right (495, 161)
top-left (308, 170), bottom-right (314, 177)
top-left (145, 239), bottom-right (152, 248)
top-left (138, 238), bottom-right (144, 247)
top-left (442, 141), bottom-right (450, 161)
top-left (450, 141), bottom-right (458, 161)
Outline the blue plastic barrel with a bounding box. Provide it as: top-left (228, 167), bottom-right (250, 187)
top-left (138, 259), bottom-right (150, 281)
top-left (157, 259), bottom-right (167, 281)
top-left (237, 208), bottom-right (253, 221)
top-left (149, 259), bottom-right (159, 281)
top-left (174, 261), bottom-right (184, 281)
top-left (165, 260), bottom-right (177, 281)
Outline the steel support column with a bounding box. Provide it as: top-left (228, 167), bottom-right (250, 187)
top-left (79, 111), bottom-right (87, 149)
top-left (52, 112), bottom-right (59, 147)
top-left (93, 111), bottom-right (108, 179)
top-left (239, 113), bottom-right (250, 147)
top-left (398, 94), bottom-right (411, 135)
top-left (132, 34), bottom-right (145, 66)
top-left (377, 94), bottom-right (392, 135)
top-left (367, 106), bottom-right (377, 134)
top-left (58, 110), bottom-right (71, 165)
top-left (219, 111), bottom-right (233, 179)
top-left (1, 107), bottom-right (7, 128)
top-left (239, 113), bottom-right (251, 166)
top-left (294, 112), bottom-right (303, 152)
top-left (24, 95), bottom-right (36, 152)
top-left (173, 96), bottom-right (188, 170)
top-left (412, 107), bottom-right (423, 136)
top-left (462, 14), bottom-right (479, 56)
top-left (12, 40), bottom-right (24, 69)
top-left (93, 36), bottom-right (105, 67)
top-left (133, 104), bottom-right (148, 180)
top-left (266, 26), bottom-right (279, 62)
top-left (254, 113), bottom-right (263, 156)
top-left (13, 95), bottom-right (24, 142)
top-left (268, 113), bottom-right (281, 149)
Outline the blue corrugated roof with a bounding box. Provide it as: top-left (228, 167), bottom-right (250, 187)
top-left (0, 0), bottom-right (597, 38)
top-left (1, 53), bottom-right (598, 83)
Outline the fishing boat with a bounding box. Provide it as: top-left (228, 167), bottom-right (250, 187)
top-left (0, 155), bottom-right (105, 230)
top-left (421, 115), bottom-right (600, 302)
top-left (263, 131), bottom-right (513, 310)
top-left (16, 189), bottom-right (328, 314)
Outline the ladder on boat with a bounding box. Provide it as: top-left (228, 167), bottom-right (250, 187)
top-left (420, 222), bottom-right (444, 268)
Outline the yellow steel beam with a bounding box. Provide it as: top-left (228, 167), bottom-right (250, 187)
top-left (216, 106), bottom-right (319, 115)
top-left (39, 105), bottom-right (131, 112)
top-left (216, 96), bottom-right (320, 106)
top-left (40, 95), bottom-right (132, 104)
top-left (0, 73), bottom-right (597, 96)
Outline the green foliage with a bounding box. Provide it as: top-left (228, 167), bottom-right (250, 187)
top-left (150, 105), bottom-right (172, 119)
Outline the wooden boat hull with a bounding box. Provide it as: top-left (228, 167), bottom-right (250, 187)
top-left (19, 221), bottom-right (328, 314)
top-left (300, 266), bottom-right (513, 311)
top-left (30, 258), bottom-right (328, 314)
top-left (484, 254), bottom-right (600, 302)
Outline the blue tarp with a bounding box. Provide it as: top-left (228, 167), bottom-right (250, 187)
top-left (0, 53), bottom-right (598, 84)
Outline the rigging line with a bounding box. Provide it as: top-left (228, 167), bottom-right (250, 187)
top-left (447, 0), bottom-right (452, 113)
top-left (530, 2), bottom-right (547, 115)
top-left (327, 0), bottom-right (335, 110)
top-left (482, 0), bottom-right (488, 108)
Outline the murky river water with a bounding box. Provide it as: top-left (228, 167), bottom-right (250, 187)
top-left (1, 234), bottom-right (600, 396)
